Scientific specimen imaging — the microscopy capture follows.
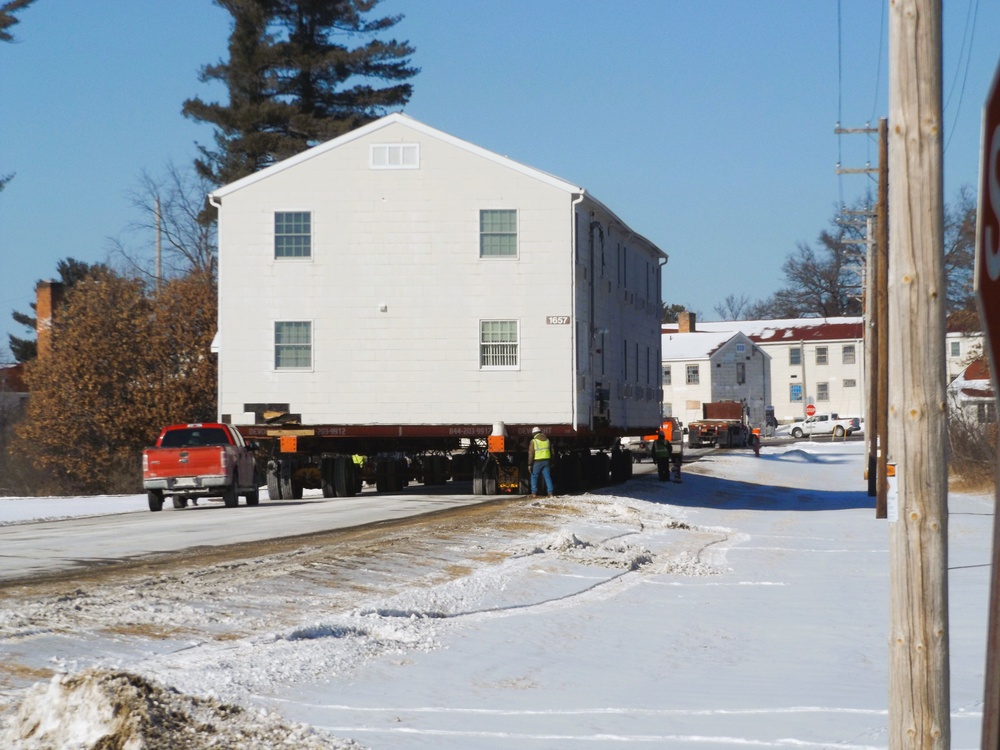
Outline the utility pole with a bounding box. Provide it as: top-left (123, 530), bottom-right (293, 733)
top-left (155, 196), bottom-right (162, 293)
top-left (875, 119), bottom-right (889, 519)
top-left (835, 125), bottom-right (888, 513)
top-left (887, 1), bottom-right (949, 747)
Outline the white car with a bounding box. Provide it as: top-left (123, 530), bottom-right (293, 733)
top-left (788, 413), bottom-right (855, 439)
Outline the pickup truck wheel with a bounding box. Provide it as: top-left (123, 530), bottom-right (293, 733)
top-left (245, 483), bottom-right (260, 506)
top-left (172, 497), bottom-right (188, 509)
top-left (834, 426), bottom-right (845, 437)
top-left (147, 490), bottom-right (164, 512)
top-left (222, 480), bottom-right (239, 508)
top-left (791, 427), bottom-right (804, 439)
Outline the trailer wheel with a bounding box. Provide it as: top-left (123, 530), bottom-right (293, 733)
top-left (484, 466), bottom-right (498, 495)
top-left (321, 458), bottom-right (336, 498)
top-left (172, 496), bottom-right (188, 509)
top-left (147, 490), bottom-right (164, 512)
top-left (267, 461), bottom-right (281, 500)
top-left (472, 462), bottom-right (485, 495)
top-left (334, 455), bottom-right (354, 497)
top-left (280, 465), bottom-right (294, 500)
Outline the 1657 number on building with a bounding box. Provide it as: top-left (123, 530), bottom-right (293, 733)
top-left (546, 316), bottom-right (571, 325)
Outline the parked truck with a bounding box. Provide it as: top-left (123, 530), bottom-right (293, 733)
top-left (620, 417), bottom-right (683, 463)
top-left (686, 402), bottom-right (750, 449)
top-left (142, 423), bottom-right (260, 511)
top-left (787, 413), bottom-right (855, 439)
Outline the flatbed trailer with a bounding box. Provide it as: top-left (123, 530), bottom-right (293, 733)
top-left (236, 420), bottom-right (648, 499)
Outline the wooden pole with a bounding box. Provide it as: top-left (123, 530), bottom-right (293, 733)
top-left (876, 118), bottom-right (889, 517)
top-left (887, 1), bottom-right (950, 746)
top-left (865, 213), bottom-right (878, 499)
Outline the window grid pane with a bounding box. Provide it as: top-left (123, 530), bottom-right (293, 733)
top-left (842, 345), bottom-right (856, 364)
top-left (275, 212), bottom-right (311, 258)
top-left (275, 321), bottom-right (312, 368)
top-left (480, 320), bottom-right (518, 367)
top-left (480, 210), bottom-right (517, 257)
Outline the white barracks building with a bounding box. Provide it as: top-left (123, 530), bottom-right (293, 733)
top-left (210, 114), bottom-right (667, 436)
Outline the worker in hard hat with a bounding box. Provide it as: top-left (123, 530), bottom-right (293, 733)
top-left (651, 430), bottom-right (673, 482)
top-left (528, 427), bottom-right (554, 498)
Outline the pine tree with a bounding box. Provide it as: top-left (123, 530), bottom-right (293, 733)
top-left (1, 0), bottom-right (38, 192)
top-left (8, 258), bottom-right (108, 363)
top-left (184, 0), bottom-right (417, 187)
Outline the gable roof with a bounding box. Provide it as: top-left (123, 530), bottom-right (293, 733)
top-left (208, 112), bottom-right (666, 260)
top-left (661, 331), bottom-right (753, 361)
top-left (947, 358), bottom-right (994, 400)
top-left (679, 317), bottom-right (864, 343)
top-left (211, 113), bottom-right (583, 199)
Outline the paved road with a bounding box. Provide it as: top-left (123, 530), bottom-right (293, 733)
top-left (0, 485), bottom-right (499, 584)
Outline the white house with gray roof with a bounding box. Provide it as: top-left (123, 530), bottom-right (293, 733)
top-left (661, 313), bottom-right (770, 429)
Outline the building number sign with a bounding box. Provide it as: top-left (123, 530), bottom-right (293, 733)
top-left (546, 316), bottom-right (571, 325)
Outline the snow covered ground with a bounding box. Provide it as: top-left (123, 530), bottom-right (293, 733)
top-left (0, 440), bottom-right (993, 749)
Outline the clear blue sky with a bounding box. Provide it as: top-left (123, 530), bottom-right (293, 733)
top-left (2, 1), bottom-right (998, 359)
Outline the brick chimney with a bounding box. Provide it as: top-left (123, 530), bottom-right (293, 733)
top-left (678, 311), bottom-right (696, 333)
top-left (36, 281), bottom-right (64, 359)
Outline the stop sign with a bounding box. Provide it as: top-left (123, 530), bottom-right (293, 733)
top-left (975, 59), bottom-right (1000, 377)
top-left (805, 404), bottom-right (816, 417)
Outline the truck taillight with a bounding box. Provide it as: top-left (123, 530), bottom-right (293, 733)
top-left (142, 454), bottom-right (148, 472)
top-left (220, 450), bottom-right (228, 472)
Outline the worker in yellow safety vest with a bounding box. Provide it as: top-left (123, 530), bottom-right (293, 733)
top-left (528, 427), bottom-right (554, 498)
top-left (651, 430), bottom-right (673, 482)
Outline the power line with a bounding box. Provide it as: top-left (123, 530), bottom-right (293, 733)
top-left (944, 0), bottom-right (979, 155)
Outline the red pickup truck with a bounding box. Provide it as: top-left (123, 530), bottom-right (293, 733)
top-left (142, 423), bottom-right (259, 511)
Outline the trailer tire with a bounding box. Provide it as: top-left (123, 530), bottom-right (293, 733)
top-left (320, 457), bottom-right (335, 497)
top-left (172, 496), bottom-right (188, 509)
top-left (147, 490), bottom-right (164, 512)
top-left (472, 462), bottom-right (485, 495)
top-left (334, 456), bottom-right (353, 497)
top-left (484, 466), bottom-right (498, 495)
top-left (267, 462), bottom-right (281, 500)
top-left (279, 464), bottom-right (295, 500)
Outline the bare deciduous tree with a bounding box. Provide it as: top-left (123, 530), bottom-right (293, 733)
top-left (112, 163), bottom-right (218, 282)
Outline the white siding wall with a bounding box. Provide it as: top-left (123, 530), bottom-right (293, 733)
top-left (661, 361), bottom-right (713, 427)
top-left (216, 120), bottom-right (663, 430)
top-left (763, 339), bottom-right (865, 422)
top-left (708, 336), bottom-right (769, 428)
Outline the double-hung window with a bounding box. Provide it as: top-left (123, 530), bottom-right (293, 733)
top-left (790, 347), bottom-right (802, 365)
top-left (275, 212), bottom-right (311, 258)
top-left (480, 320), bottom-right (519, 368)
top-left (480, 210), bottom-right (517, 257)
top-left (790, 383), bottom-right (803, 402)
top-left (817, 382), bottom-right (829, 401)
top-left (275, 321), bottom-right (312, 369)
top-left (842, 344), bottom-right (856, 364)
top-left (686, 364), bottom-right (699, 385)
top-left (662, 366), bottom-right (672, 386)
top-left (816, 346), bottom-right (828, 365)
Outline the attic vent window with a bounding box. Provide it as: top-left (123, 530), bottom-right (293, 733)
top-left (370, 143), bottom-right (419, 169)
